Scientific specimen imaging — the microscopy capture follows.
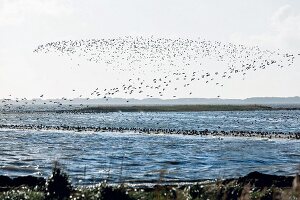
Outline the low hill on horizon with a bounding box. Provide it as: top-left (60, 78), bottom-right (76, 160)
top-left (1, 96), bottom-right (300, 106)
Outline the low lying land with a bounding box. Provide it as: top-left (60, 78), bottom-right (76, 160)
top-left (2, 104), bottom-right (300, 114)
top-left (0, 169), bottom-right (299, 200)
top-left (70, 104), bottom-right (300, 113)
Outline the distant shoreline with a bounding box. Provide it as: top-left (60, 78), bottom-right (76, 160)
top-left (1, 104), bottom-right (300, 114)
top-left (69, 104), bottom-right (300, 113)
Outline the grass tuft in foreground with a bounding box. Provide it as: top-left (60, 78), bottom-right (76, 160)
top-left (45, 162), bottom-right (72, 200)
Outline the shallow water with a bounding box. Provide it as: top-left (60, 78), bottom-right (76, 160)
top-left (0, 111), bottom-right (300, 184)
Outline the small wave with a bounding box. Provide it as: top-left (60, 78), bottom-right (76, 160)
top-left (0, 165), bottom-right (38, 173)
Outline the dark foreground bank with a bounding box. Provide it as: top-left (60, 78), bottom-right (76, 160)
top-left (1, 167), bottom-right (299, 200)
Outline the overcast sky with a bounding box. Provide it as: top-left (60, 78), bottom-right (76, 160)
top-left (0, 0), bottom-right (299, 99)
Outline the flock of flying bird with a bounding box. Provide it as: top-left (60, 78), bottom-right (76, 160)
top-left (1, 36), bottom-right (299, 111)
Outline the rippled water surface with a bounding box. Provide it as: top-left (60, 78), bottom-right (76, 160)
top-left (0, 111), bottom-right (300, 184)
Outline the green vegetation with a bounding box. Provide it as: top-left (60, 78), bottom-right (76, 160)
top-left (0, 167), bottom-right (299, 200)
top-left (73, 104), bottom-right (275, 113)
top-left (0, 189), bottom-right (44, 200)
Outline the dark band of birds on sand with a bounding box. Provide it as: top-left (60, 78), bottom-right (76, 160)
top-left (1, 124), bottom-right (299, 140)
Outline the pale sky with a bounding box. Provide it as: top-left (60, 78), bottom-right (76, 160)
top-left (0, 0), bottom-right (300, 99)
